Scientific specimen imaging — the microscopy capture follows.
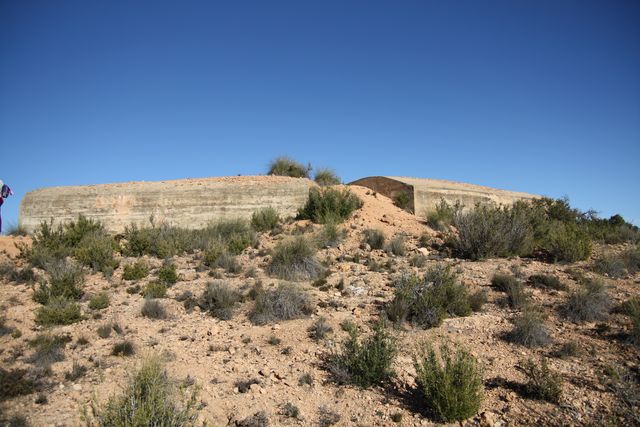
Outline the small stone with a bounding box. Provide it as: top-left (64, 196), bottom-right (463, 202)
top-left (72, 384), bottom-right (82, 391)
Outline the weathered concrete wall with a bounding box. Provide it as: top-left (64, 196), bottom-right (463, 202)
top-left (349, 176), bottom-right (538, 215)
top-left (19, 176), bottom-right (316, 233)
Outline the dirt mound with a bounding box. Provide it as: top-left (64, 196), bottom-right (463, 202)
top-left (0, 236), bottom-right (30, 258)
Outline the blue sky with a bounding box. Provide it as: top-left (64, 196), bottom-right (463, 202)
top-left (1, 0), bottom-right (639, 230)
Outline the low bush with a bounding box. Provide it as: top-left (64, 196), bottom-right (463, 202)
top-left (314, 168), bottom-right (341, 186)
top-left (594, 248), bottom-right (640, 278)
top-left (0, 367), bottom-right (36, 402)
top-left (267, 236), bottom-right (323, 281)
top-left (621, 298), bottom-right (640, 345)
top-left (409, 254), bottom-right (427, 267)
top-left (491, 273), bottom-right (528, 309)
top-left (89, 293), bottom-right (110, 310)
top-left (282, 402), bottom-right (300, 418)
top-left (309, 316), bottom-right (333, 341)
top-left (297, 187), bottom-right (363, 224)
top-left (268, 156), bottom-right (311, 178)
top-left (546, 221), bottom-right (592, 262)
top-left (212, 253), bottom-right (242, 274)
top-left (122, 259), bottom-right (149, 280)
top-left (237, 411), bottom-right (269, 427)
top-left (92, 356), bottom-right (198, 425)
top-left (522, 358), bottom-right (562, 403)
top-left (35, 297), bottom-right (82, 326)
top-left (199, 281), bottom-right (242, 320)
top-left (316, 220), bottom-right (345, 248)
top-left (469, 289), bottom-right (487, 312)
top-left (506, 306), bottom-right (551, 347)
top-left (142, 282), bottom-right (167, 299)
top-left (327, 321), bottom-right (396, 387)
top-left (0, 261), bottom-right (35, 284)
top-left (363, 229), bottom-right (385, 250)
top-left (97, 323), bottom-right (113, 339)
top-left (425, 199), bottom-right (459, 232)
top-left (386, 236), bottom-right (406, 256)
top-left (528, 274), bottom-right (565, 291)
top-left (158, 260), bottom-right (178, 285)
top-left (141, 299), bottom-right (167, 319)
top-left (562, 277), bottom-right (611, 322)
top-left (318, 406), bottom-right (341, 427)
top-left (112, 340), bottom-right (135, 356)
top-left (251, 207), bottom-right (280, 232)
top-left (65, 361), bottom-right (87, 381)
top-left (73, 231), bottom-right (119, 275)
top-left (413, 343), bottom-right (483, 422)
top-left (249, 283), bottom-right (314, 325)
top-left (33, 259), bottom-right (85, 305)
top-left (393, 192), bottom-right (411, 210)
top-left (386, 266), bottom-right (472, 328)
top-left (28, 333), bottom-right (71, 366)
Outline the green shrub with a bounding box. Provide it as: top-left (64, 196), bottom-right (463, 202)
top-left (158, 260), bottom-right (178, 285)
top-left (546, 221), bottom-right (592, 262)
top-left (122, 221), bottom-right (193, 258)
top-left (363, 229), bottom-right (385, 250)
top-left (386, 266), bottom-right (471, 328)
top-left (314, 168), bottom-right (341, 186)
top-left (0, 261), bottom-right (35, 284)
top-left (413, 343), bottom-right (483, 422)
top-left (267, 236), bottom-right (323, 281)
top-left (74, 231), bottom-right (119, 275)
top-left (93, 356), bottom-right (198, 425)
top-left (35, 297), bottom-right (82, 326)
top-left (469, 290), bottom-right (487, 312)
top-left (594, 248), bottom-right (640, 278)
top-left (318, 406), bottom-right (341, 427)
top-left (89, 293), bottom-right (110, 310)
top-left (451, 203), bottom-right (533, 260)
top-left (0, 368), bottom-right (36, 402)
top-left (386, 236), bottom-right (406, 256)
top-left (426, 199), bottom-right (460, 232)
top-left (506, 306), bottom-right (551, 347)
top-left (249, 283), bottom-right (314, 325)
top-left (199, 281), bottom-right (242, 320)
top-left (409, 254), bottom-right (427, 267)
top-left (491, 273), bottom-right (528, 309)
top-left (563, 277), bottom-right (611, 322)
top-left (202, 239), bottom-right (228, 267)
top-left (212, 253), bottom-right (242, 274)
top-left (621, 298), bottom-right (640, 345)
top-left (33, 259), bottom-right (85, 305)
top-left (205, 219), bottom-right (257, 255)
top-left (309, 316), bottom-right (333, 341)
top-left (112, 340), bottom-right (135, 356)
top-left (237, 411), bottom-right (269, 427)
top-left (327, 321), bottom-right (396, 387)
top-left (141, 299), bottom-right (167, 319)
top-left (393, 192), bottom-right (411, 210)
top-left (251, 207), bottom-right (280, 232)
top-left (122, 259), bottom-right (149, 280)
top-left (297, 187), bottom-right (363, 224)
top-left (142, 282), bottom-right (167, 299)
top-left (268, 156), bottom-right (311, 178)
top-left (28, 333), bottom-right (71, 366)
top-left (522, 358), bottom-right (562, 403)
top-left (316, 220), bottom-right (345, 248)
top-left (528, 274), bottom-right (565, 290)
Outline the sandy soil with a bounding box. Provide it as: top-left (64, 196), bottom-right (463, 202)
top-left (0, 189), bottom-right (638, 427)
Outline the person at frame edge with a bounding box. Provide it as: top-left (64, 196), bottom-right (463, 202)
top-left (0, 180), bottom-right (14, 234)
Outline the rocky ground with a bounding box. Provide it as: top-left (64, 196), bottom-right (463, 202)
top-left (0, 187), bottom-right (638, 426)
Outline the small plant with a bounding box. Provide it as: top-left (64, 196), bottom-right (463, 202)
top-left (528, 274), bottom-right (565, 291)
top-left (141, 299), bottom-right (167, 319)
top-left (142, 282), bottom-right (168, 299)
top-left (89, 292), bottom-right (110, 310)
top-left (316, 220), bottom-right (345, 248)
top-left (593, 251), bottom-right (637, 278)
top-left (409, 254), bottom-right (427, 267)
top-left (327, 320), bottom-right (396, 387)
top-left (469, 289), bottom-right (487, 312)
top-left (506, 306), bottom-right (551, 347)
top-left (0, 367), bottom-right (35, 402)
top-left (563, 277), bottom-right (611, 322)
top-left (111, 340), bottom-right (135, 356)
top-left (521, 358), bottom-right (562, 403)
top-left (33, 259), bottom-right (85, 304)
top-left (314, 168), bottom-right (341, 186)
top-left (318, 406), bottom-right (341, 427)
top-left (235, 378), bottom-right (260, 393)
top-left (73, 231), bottom-right (119, 275)
top-left (158, 260), bottom-right (178, 285)
top-left (28, 333), bottom-right (71, 366)
top-left (268, 156), bottom-right (311, 178)
top-left (251, 207), bottom-right (280, 232)
top-left (363, 229), bottom-right (385, 250)
top-left (97, 323), bottom-right (113, 338)
top-left (393, 191), bottom-right (411, 210)
top-left (386, 236), bottom-right (406, 256)
top-left (122, 259), bottom-right (149, 280)
top-left (309, 316), bottom-right (333, 341)
top-left (35, 297), bottom-right (82, 326)
top-left (93, 356), bottom-right (198, 425)
top-left (413, 343), bottom-right (483, 422)
top-left (491, 273), bottom-right (528, 309)
top-left (551, 341), bottom-right (581, 359)
top-left (213, 252), bottom-right (242, 274)
top-left (425, 199), bottom-right (459, 231)
top-left (621, 298), bottom-right (640, 345)
top-left (282, 402), bottom-right (300, 418)
top-left (267, 336), bottom-right (281, 345)
top-left (249, 283), bottom-right (314, 325)
top-left (198, 281), bottom-right (242, 320)
top-left (546, 222), bottom-right (592, 263)
top-left (267, 236), bottom-right (323, 281)
top-left (298, 372), bottom-right (314, 386)
top-left (297, 187), bottom-right (363, 224)
top-left (64, 361), bottom-right (87, 381)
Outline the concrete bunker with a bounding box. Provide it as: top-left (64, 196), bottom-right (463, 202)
top-left (349, 176), bottom-right (538, 215)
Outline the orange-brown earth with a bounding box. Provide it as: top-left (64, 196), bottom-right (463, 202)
top-left (0, 187), bottom-right (638, 426)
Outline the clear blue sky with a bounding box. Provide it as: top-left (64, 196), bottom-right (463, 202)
top-left (1, 0), bottom-right (639, 231)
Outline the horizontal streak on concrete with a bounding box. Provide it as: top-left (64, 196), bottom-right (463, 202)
top-left (19, 176), bottom-right (316, 233)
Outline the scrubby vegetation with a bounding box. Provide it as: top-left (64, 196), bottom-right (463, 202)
top-left (92, 356), bottom-right (198, 425)
top-left (425, 199), bottom-right (459, 232)
top-left (251, 207), bottom-right (280, 232)
top-left (522, 358), bottom-right (562, 403)
top-left (33, 259), bottom-right (85, 304)
top-left (158, 259), bottom-right (178, 284)
top-left (199, 281), bottom-right (242, 320)
top-left (528, 273), bottom-right (565, 290)
top-left (267, 236), bottom-right (323, 281)
top-left (327, 321), bottom-right (396, 387)
top-left (0, 367), bottom-right (36, 402)
top-left (249, 283), bottom-right (314, 325)
top-left (363, 229), bottom-right (385, 250)
top-left (142, 282), bottom-right (168, 299)
top-left (491, 273), bottom-right (529, 309)
top-left (594, 247), bottom-right (640, 278)
top-left (297, 187), bottom-right (363, 224)
top-left (141, 299), bottom-right (167, 319)
top-left (122, 259), bottom-right (149, 280)
top-left (506, 305), bottom-right (552, 347)
top-left (413, 343), bottom-right (483, 422)
top-left (89, 292), bottom-right (110, 310)
top-left (393, 191), bottom-right (411, 210)
top-left (35, 297), bottom-right (82, 326)
top-left (386, 265), bottom-right (472, 328)
top-left (563, 277), bottom-right (611, 322)
top-left (386, 236), bottom-right (406, 256)
top-left (268, 156), bottom-right (311, 178)
top-left (314, 168), bottom-right (341, 186)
